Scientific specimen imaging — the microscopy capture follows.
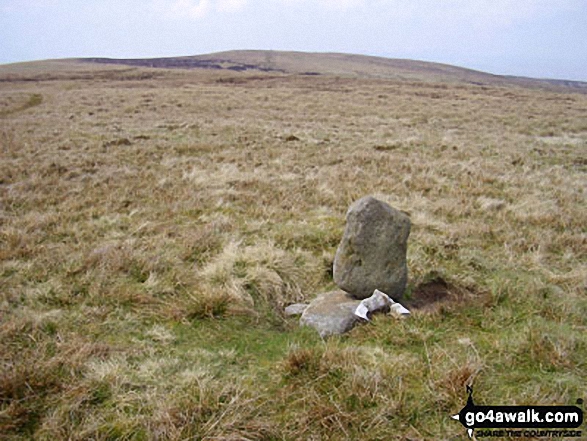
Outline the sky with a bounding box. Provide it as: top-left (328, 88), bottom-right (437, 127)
top-left (1, 0), bottom-right (586, 81)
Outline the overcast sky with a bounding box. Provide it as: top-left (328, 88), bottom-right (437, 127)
top-left (1, 0), bottom-right (586, 81)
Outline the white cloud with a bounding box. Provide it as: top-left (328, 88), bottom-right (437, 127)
top-left (1, 0), bottom-right (58, 13)
top-left (169, 0), bottom-right (211, 18)
top-left (383, 0), bottom-right (580, 25)
top-left (154, 0), bottom-right (582, 20)
top-left (273, 0), bottom-right (580, 19)
top-left (155, 0), bottom-right (247, 18)
top-left (276, 0), bottom-right (365, 10)
top-left (318, 0), bottom-right (364, 10)
top-left (217, 0), bottom-right (247, 12)
top-left (429, 0), bottom-right (575, 26)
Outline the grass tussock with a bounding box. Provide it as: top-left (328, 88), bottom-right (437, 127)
top-left (196, 240), bottom-right (321, 314)
top-left (0, 61), bottom-right (585, 439)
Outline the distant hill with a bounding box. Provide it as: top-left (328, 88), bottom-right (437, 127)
top-left (2, 50), bottom-right (586, 91)
top-left (80, 50), bottom-right (587, 90)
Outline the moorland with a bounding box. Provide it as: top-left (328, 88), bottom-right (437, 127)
top-left (1, 51), bottom-right (586, 440)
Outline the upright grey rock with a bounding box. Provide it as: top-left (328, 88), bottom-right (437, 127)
top-left (333, 196), bottom-right (411, 300)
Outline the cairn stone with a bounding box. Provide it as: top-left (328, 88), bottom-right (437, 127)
top-left (300, 290), bottom-right (361, 337)
top-left (284, 303), bottom-right (309, 316)
top-left (333, 196), bottom-right (410, 300)
top-left (300, 288), bottom-right (409, 337)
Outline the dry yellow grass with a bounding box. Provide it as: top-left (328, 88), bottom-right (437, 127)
top-left (0, 57), bottom-right (586, 439)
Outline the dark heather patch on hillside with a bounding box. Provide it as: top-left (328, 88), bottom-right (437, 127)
top-left (0, 69), bottom-right (162, 83)
top-left (215, 75), bottom-right (284, 84)
top-left (83, 57), bottom-right (286, 73)
top-left (505, 75), bottom-right (587, 90)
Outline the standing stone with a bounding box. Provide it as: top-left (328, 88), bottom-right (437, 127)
top-left (333, 196), bottom-right (411, 300)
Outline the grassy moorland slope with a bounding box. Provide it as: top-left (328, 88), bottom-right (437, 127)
top-left (0, 56), bottom-right (586, 440)
top-left (83, 50), bottom-right (587, 91)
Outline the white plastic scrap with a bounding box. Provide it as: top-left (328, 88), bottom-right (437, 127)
top-left (390, 301), bottom-right (410, 315)
top-left (354, 289), bottom-right (410, 321)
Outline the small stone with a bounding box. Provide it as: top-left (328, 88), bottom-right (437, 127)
top-left (284, 303), bottom-right (309, 316)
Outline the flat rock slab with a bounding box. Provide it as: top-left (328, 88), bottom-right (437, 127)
top-left (284, 303), bottom-right (309, 316)
top-left (300, 290), bottom-right (361, 337)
